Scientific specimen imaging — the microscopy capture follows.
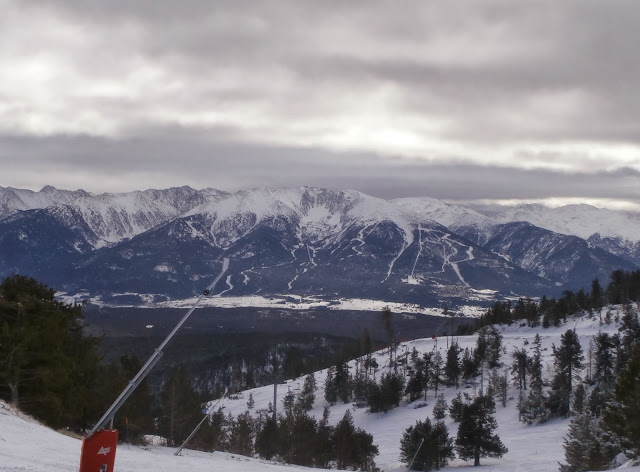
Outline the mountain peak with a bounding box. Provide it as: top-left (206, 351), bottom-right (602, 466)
top-left (40, 185), bottom-right (58, 194)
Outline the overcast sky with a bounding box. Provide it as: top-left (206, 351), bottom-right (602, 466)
top-left (2, 0), bottom-right (639, 210)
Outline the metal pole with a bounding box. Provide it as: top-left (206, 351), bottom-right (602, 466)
top-left (87, 258), bottom-right (230, 438)
top-left (407, 437), bottom-right (425, 471)
top-left (175, 388), bottom-right (228, 456)
top-left (273, 382), bottom-right (277, 421)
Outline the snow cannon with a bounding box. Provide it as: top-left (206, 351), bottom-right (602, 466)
top-left (79, 429), bottom-right (118, 472)
top-left (77, 258), bottom-right (229, 471)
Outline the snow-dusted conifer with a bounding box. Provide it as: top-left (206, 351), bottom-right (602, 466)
top-left (559, 413), bottom-right (616, 472)
top-left (296, 373), bottom-right (316, 411)
top-left (603, 343), bottom-right (640, 459)
top-left (247, 392), bottom-right (255, 409)
top-left (548, 329), bottom-right (584, 417)
top-left (433, 394), bottom-right (448, 420)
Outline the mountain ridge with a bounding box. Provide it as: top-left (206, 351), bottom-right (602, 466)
top-left (0, 185), bottom-right (637, 307)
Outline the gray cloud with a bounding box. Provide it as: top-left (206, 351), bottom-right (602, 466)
top-left (1, 0), bottom-right (639, 209)
top-left (1, 129), bottom-right (638, 211)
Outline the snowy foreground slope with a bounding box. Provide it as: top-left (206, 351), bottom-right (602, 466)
top-left (1, 312), bottom-right (639, 472)
top-left (0, 401), bottom-right (318, 472)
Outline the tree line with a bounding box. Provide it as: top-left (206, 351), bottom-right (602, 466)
top-left (459, 269), bottom-right (640, 333)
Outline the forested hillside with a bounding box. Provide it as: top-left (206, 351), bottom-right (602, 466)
top-left (1, 271), bottom-right (639, 471)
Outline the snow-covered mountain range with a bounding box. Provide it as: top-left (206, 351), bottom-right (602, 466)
top-left (0, 185), bottom-right (638, 307)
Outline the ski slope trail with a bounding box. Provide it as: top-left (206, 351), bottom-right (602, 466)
top-left (439, 234), bottom-right (471, 287)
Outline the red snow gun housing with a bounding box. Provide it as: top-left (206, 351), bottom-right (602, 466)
top-left (78, 429), bottom-right (118, 472)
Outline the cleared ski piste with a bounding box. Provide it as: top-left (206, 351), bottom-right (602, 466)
top-left (1, 309), bottom-right (639, 471)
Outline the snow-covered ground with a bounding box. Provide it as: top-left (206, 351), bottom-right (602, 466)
top-left (1, 309), bottom-right (639, 471)
top-left (0, 400), bottom-right (324, 472)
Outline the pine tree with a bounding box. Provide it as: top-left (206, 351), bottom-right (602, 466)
top-left (229, 361), bottom-right (243, 394)
top-left (461, 347), bottom-right (478, 381)
top-left (405, 366), bottom-right (426, 402)
top-left (548, 330), bottom-right (584, 417)
top-left (511, 347), bottom-right (528, 391)
top-left (572, 383), bottom-right (585, 415)
top-left (334, 361), bottom-right (352, 403)
top-left (449, 392), bottom-right (466, 422)
top-left (366, 379), bottom-right (384, 413)
top-left (289, 410), bottom-right (319, 466)
top-left (593, 332), bottom-right (615, 389)
top-left (591, 278), bottom-right (604, 310)
top-left (433, 394), bottom-right (448, 420)
top-left (602, 343), bottom-right (640, 459)
top-left (585, 384), bottom-right (610, 418)
top-left (489, 370), bottom-right (509, 408)
top-left (524, 297), bottom-right (540, 327)
top-left (247, 392), bottom-right (255, 409)
top-left (204, 407), bottom-right (228, 452)
top-left (333, 409), bottom-right (356, 470)
top-left (315, 406), bottom-right (333, 468)
top-left (364, 353), bottom-right (378, 377)
top-left (227, 410), bottom-right (254, 456)
top-left (282, 388), bottom-right (296, 414)
top-left (475, 327), bottom-right (503, 369)
top-left (255, 415), bottom-right (279, 459)
top-left (400, 418), bottom-right (455, 471)
top-left (620, 303), bottom-right (640, 368)
top-left (455, 395), bottom-right (508, 466)
top-left (352, 361), bottom-right (368, 404)
top-left (334, 410), bottom-right (378, 471)
top-left (522, 334), bottom-right (548, 423)
top-left (487, 329), bottom-right (503, 368)
top-left (474, 328), bottom-right (488, 366)
top-left (444, 342), bottom-right (461, 387)
top-left (384, 371), bottom-right (405, 408)
top-left (431, 350), bottom-right (444, 398)
top-left (0, 275), bottom-right (101, 429)
top-left (560, 413), bottom-right (616, 472)
top-left (296, 373), bottom-right (316, 411)
top-left (511, 346), bottom-right (529, 421)
top-left (369, 371), bottom-right (405, 413)
top-left (350, 426), bottom-right (379, 472)
top-left (324, 366), bottom-right (337, 405)
top-left (422, 351), bottom-right (433, 400)
top-left (276, 410), bottom-right (295, 462)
